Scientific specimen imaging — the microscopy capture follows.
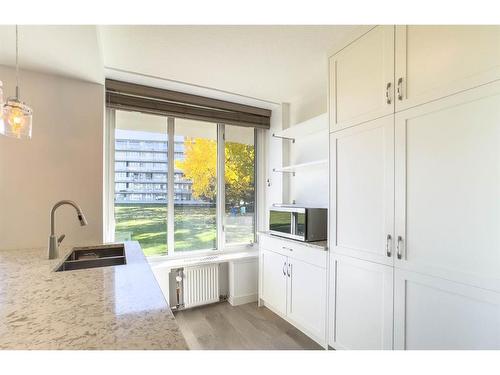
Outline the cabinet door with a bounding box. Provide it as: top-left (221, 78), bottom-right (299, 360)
top-left (286, 258), bottom-right (327, 345)
top-left (395, 25), bottom-right (500, 111)
top-left (330, 115), bottom-right (394, 266)
top-left (330, 254), bottom-right (393, 349)
top-left (394, 268), bottom-right (500, 349)
top-left (395, 81), bottom-right (500, 292)
top-left (261, 249), bottom-right (287, 316)
top-left (329, 26), bottom-right (395, 131)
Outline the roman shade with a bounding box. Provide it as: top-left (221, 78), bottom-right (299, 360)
top-left (105, 79), bottom-right (271, 129)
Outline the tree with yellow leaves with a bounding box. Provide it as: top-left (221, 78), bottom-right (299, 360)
top-left (175, 137), bottom-right (254, 207)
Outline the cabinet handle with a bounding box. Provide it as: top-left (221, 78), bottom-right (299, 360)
top-left (283, 261), bottom-right (287, 276)
top-left (397, 77), bottom-right (403, 101)
top-left (287, 263), bottom-right (292, 278)
top-left (397, 236), bottom-right (403, 259)
top-left (385, 82), bottom-right (392, 104)
top-left (282, 246), bottom-right (293, 252)
top-left (386, 234), bottom-right (392, 257)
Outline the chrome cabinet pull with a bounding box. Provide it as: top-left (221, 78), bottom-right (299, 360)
top-left (397, 77), bottom-right (403, 101)
top-left (283, 261), bottom-right (287, 276)
top-left (386, 82), bottom-right (392, 104)
top-left (386, 234), bottom-right (392, 257)
top-left (397, 236), bottom-right (403, 259)
top-left (282, 246), bottom-right (293, 252)
top-left (287, 263), bottom-right (292, 278)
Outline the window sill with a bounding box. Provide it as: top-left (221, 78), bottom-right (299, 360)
top-left (147, 244), bottom-right (258, 268)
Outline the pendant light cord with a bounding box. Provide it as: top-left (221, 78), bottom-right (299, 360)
top-left (15, 25), bottom-right (19, 98)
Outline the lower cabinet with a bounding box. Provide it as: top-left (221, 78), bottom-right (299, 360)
top-left (394, 268), bottom-right (500, 350)
top-left (328, 254), bottom-right (500, 350)
top-left (287, 257), bottom-right (327, 344)
top-left (261, 249), bottom-right (287, 316)
top-left (329, 254), bottom-right (393, 349)
top-left (260, 246), bottom-right (327, 347)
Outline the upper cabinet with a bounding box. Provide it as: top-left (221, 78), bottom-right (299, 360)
top-left (329, 26), bottom-right (395, 131)
top-left (329, 25), bottom-right (500, 132)
top-left (395, 25), bottom-right (500, 111)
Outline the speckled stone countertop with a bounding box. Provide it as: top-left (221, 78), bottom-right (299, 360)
top-left (0, 241), bottom-right (187, 349)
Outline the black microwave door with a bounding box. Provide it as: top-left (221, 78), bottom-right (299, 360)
top-left (269, 211), bottom-right (292, 234)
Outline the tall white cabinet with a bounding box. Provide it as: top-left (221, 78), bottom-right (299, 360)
top-left (328, 25), bottom-right (500, 350)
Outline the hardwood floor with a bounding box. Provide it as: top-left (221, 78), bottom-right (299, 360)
top-left (173, 302), bottom-right (323, 350)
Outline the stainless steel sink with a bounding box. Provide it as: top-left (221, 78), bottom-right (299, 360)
top-left (55, 244), bottom-right (126, 272)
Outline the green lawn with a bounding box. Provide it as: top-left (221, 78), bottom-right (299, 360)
top-left (115, 204), bottom-right (216, 256)
top-left (115, 204), bottom-right (254, 256)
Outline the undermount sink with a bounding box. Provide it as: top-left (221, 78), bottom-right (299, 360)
top-left (55, 244), bottom-right (126, 272)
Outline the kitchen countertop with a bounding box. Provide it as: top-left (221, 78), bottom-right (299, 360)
top-left (0, 241), bottom-right (187, 349)
top-left (258, 231), bottom-right (328, 250)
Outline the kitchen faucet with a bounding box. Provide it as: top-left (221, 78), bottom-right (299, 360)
top-left (48, 200), bottom-right (88, 259)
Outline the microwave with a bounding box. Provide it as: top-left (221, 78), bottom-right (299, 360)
top-left (269, 205), bottom-right (327, 242)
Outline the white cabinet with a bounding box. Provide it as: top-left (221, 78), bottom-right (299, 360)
top-left (330, 115), bottom-right (394, 266)
top-left (328, 25), bottom-right (500, 350)
top-left (329, 26), bottom-right (500, 129)
top-left (395, 25), bottom-right (500, 111)
top-left (329, 26), bottom-right (395, 131)
top-left (259, 236), bottom-right (328, 346)
top-left (394, 268), bottom-right (500, 349)
top-left (395, 81), bottom-right (500, 292)
top-left (287, 257), bottom-right (327, 343)
top-left (330, 254), bottom-right (393, 349)
top-left (261, 249), bottom-right (287, 316)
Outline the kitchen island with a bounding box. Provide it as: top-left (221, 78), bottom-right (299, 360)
top-left (0, 241), bottom-right (187, 349)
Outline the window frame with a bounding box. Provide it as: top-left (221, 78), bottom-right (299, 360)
top-left (104, 108), bottom-right (259, 260)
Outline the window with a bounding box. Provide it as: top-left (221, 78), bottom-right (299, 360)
top-left (113, 111), bottom-right (168, 257)
top-left (109, 110), bottom-right (258, 257)
top-left (174, 119), bottom-right (217, 252)
top-left (224, 125), bottom-right (256, 245)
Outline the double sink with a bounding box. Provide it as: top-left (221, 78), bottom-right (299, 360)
top-left (55, 244), bottom-right (126, 272)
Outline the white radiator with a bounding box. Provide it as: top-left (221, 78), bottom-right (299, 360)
top-left (183, 264), bottom-right (220, 308)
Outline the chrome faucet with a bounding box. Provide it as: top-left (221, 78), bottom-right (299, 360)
top-left (48, 200), bottom-right (88, 259)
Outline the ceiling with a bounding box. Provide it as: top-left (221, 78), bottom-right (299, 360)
top-left (0, 25), bottom-right (371, 104)
top-left (0, 25), bottom-right (103, 84)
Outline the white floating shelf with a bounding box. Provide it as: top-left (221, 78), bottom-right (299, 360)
top-left (273, 113), bottom-right (328, 140)
top-left (273, 159), bottom-right (328, 174)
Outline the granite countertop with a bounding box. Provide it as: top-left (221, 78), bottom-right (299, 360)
top-left (0, 241), bottom-right (187, 349)
top-left (258, 231), bottom-right (328, 250)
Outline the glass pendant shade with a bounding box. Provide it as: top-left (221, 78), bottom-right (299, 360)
top-left (0, 26), bottom-right (33, 140)
top-left (1, 96), bottom-right (33, 139)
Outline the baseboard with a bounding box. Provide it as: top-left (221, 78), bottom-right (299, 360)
top-left (228, 293), bottom-right (258, 306)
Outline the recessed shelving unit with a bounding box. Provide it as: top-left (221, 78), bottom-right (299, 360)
top-left (273, 113), bottom-right (328, 177)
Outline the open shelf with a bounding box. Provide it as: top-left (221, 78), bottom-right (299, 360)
top-left (273, 159), bottom-right (328, 174)
top-left (273, 113), bottom-right (328, 141)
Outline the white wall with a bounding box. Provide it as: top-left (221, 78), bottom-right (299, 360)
top-left (289, 89), bottom-right (327, 126)
top-left (0, 66), bottom-right (104, 250)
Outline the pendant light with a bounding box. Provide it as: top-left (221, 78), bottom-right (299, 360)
top-left (1, 25), bottom-right (33, 139)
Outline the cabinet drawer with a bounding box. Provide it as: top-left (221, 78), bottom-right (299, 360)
top-left (259, 234), bottom-right (327, 268)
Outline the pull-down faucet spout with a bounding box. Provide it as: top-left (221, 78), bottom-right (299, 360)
top-left (48, 200), bottom-right (88, 259)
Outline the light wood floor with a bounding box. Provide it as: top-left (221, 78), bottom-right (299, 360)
top-left (173, 302), bottom-right (323, 350)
